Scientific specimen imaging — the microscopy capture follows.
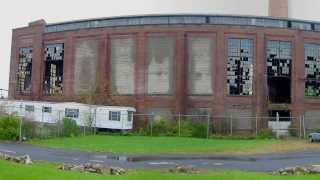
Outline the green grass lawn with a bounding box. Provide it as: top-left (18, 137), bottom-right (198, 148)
top-left (29, 135), bottom-right (320, 155)
top-left (0, 160), bottom-right (320, 180)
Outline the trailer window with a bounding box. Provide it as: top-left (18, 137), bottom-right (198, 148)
top-left (42, 106), bottom-right (52, 113)
top-left (65, 108), bottom-right (79, 118)
top-left (109, 111), bottom-right (120, 121)
top-left (128, 111), bottom-right (133, 122)
top-left (25, 105), bottom-right (34, 112)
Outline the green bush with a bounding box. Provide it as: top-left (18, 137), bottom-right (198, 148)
top-left (258, 128), bottom-right (274, 139)
top-left (22, 120), bottom-right (37, 139)
top-left (60, 118), bottom-right (80, 137)
top-left (141, 118), bottom-right (209, 138)
top-left (179, 120), bottom-right (193, 137)
top-left (191, 123), bottom-right (207, 138)
top-left (0, 116), bottom-right (19, 140)
top-left (150, 118), bottom-right (171, 136)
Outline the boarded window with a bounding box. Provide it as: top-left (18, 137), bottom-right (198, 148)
top-left (147, 36), bottom-right (175, 95)
top-left (74, 40), bottom-right (98, 94)
top-left (16, 48), bottom-right (33, 95)
top-left (65, 108), bottom-right (79, 118)
top-left (110, 38), bottom-right (135, 94)
top-left (305, 43), bottom-right (320, 97)
top-left (225, 109), bottom-right (252, 130)
top-left (227, 38), bottom-right (253, 96)
top-left (109, 111), bottom-right (121, 121)
top-left (187, 37), bottom-right (213, 95)
top-left (43, 44), bottom-right (64, 96)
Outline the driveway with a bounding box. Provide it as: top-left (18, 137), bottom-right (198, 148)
top-left (0, 142), bottom-right (319, 172)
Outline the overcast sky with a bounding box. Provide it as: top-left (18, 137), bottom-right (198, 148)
top-left (1, 0), bottom-right (320, 97)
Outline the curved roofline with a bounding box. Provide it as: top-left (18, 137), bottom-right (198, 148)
top-left (46, 14), bottom-right (320, 26)
top-left (44, 14), bottom-right (320, 33)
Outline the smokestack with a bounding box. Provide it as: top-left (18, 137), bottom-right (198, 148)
top-left (269, 0), bottom-right (288, 18)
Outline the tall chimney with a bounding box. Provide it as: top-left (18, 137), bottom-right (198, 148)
top-left (269, 0), bottom-right (288, 18)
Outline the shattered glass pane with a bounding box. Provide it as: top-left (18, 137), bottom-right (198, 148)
top-left (227, 38), bottom-right (253, 96)
top-left (43, 44), bottom-right (64, 96)
top-left (305, 43), bottom-right (320, 97)
top-left (267, 41), bottom-right (292, 77)
top-left (16, 47), bottom-right (33, 95)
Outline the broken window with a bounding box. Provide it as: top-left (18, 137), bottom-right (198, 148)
top-left (267, 41), bottom-right (292, 103)
top-left (269, 110), bottom-right (291, 122)
top-left (16, 48), bottom-right (33, 95)
top-left (43, 44), bottom-right (64, 96)
top-left (305, 43), bottom-right (320, 97)
top-left (227, 38), bottom-right (253, 96)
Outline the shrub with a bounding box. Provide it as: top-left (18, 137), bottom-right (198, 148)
top-left (288, 124), bottom-right (299, 137)
top-left (179, 120), bottom-right (193, 137)
top-left (60, 118), bottom-right (80, 137)
top-left (258, 128), bottom-right (274, 139)
top-left (0, 116), bottom-right (19, 140)
top-left (22, 120), bottom-right (37, 139)
top-left (191, 123), bottom-right (207, 138)
top-left (150, 118), bottom-right (171, 136)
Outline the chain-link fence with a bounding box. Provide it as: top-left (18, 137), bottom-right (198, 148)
top-left (0, 103), bottom-right (315, 140)
top-left (133, 113), bottom-right (309, 139)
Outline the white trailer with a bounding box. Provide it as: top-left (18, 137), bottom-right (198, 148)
top-left (0, 100), bottom-right (135, 130)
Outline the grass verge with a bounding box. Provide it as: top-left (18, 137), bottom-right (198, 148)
top-left (29, 135), bottom-right (320, 155)
top-left (0, 159), bottom-right (320, 180)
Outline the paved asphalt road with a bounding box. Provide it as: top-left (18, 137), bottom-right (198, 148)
top-left (0, 142), bottom-right (320, 172)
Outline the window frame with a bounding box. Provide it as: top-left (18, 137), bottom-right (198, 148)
top-left (65, 108), bottom-right (80, 118)
top-left (42, 106), bottom-right (52, 113)
top-left (25, 105), bottom-right (35, 112)
top-left (109, 111), bottom-right (121, 121)
top-left (227, 38), bottom-right (254, 96)
top-left (128, 111), bottom-right (134, 122)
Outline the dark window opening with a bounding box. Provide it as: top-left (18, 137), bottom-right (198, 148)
top-left (305, 43), bottom-right (320, 97)
top-left (227, 38), bottom-right (253, 96)
top-left (65, 108), bottom-right (79, 118)
top-left (269, 110), bottom-right (291, 122)
top-left (42, 106), bottom-right (52, 113)
top-left (43, 44), bottom-right (64, 96)
top-left (16, 48), bottom-right (33, 95)
top-left (268, 77), bottom-right (291, 104)
top-left (267, 41), bottom-right (292, 104)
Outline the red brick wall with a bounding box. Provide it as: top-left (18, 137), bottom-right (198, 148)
top-left (9, 23), bottom-right (320, 130)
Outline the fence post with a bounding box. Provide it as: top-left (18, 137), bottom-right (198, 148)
top-left (150, 113), bottom-right (154, 137)
top-left (94, 109), bottom-right (97, 135)
top-left (230, 115), bottom-right (233, 136)
top-left (178, 113), bottom-right (181, 137)
top-left (207, 114), bottom-right (210, 139)
top-left (303, 115), bottom-right (306, 139)
top-left (58, 110), bottom-right (61, 137)
top-left (255, 115), bottom-right (258, 137)
top-left (19, 118), bottom-right (22, 142)
top-left (299, 115), bottom-right (302, 139)
top-left (19, 104), bottom-right (23, 142)
top-left (276, 112), bottom-right (280, 139)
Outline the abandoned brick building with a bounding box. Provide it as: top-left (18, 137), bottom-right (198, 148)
top-left (8, 1), bottom-right (320, 131)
